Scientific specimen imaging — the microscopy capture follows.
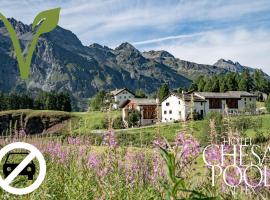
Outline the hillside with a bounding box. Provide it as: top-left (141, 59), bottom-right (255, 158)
top-left (0, 18), bottom-right (269, 109)
top-left (0, 109), bottom-right (72, 135)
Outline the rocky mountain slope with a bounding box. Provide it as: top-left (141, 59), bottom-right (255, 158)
top-left (0, 18), bottom-right (268, 109)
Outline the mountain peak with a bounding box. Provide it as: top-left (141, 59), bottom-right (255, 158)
top-left (143, 50), bottom-right (174, 59)
top-left (115, 42), bottom-right (137, 51)
top-left (214, 59), bottom-right (248, 73)
top-left (214, 58), bottom-right (236, 66)
top-left (7, 18), bottom-right (31, 34)
top-left (89, 43), bottom-right (103, 48)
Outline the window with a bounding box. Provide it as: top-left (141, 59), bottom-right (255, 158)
top-left (209, 99), bottom-right (222, 109)
top-left (170, 118), bottom-right (172, 120)
top-left (169, 110), bottom-right (172, 114)
top-left (226, 99), bottom-right (238, 109)
top-left (178, 101), bottom-right (181, 104)
top-left (201, 102), bottom-right (203, 106)
top-left (250, 98), bottom-right (252, 101)
top-left (124, 96), bottom-right (126, 99)
top-left (179, 111), bottom-right (181, 115)
top-left (129, 96), bottom-right (131, 98)
top-left (119, 96), bottom-right (122, 99)
top-left (166, 102), bottom-right (170, 106)
top-left (164, 111), bottom-right (167, 114)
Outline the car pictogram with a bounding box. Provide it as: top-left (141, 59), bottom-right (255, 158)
top-left (3, 152), bottom-right (36, 180)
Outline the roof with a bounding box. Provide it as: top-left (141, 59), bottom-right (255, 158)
top-left (226, 91), bottom-right (257, 97)
top-left (195, 91), bottom-right (257, 99)
top-left (121, 98), bottom-right (158, 107)
top-left (110, 88), bottom-right (135, 96)
top-left (162, 92), bottom-right (206, 102)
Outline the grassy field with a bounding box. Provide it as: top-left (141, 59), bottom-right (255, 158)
top-left (1, 109), bottom-right (270, 146)
top-left (64, 110), bottom-right (270, 148)
top-left (1, 110), bottom-right (270, 199)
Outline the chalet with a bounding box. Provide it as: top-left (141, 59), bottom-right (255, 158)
top-left (162, 93), bottom-right (206, 122)
top-left (162, 91), bottom-right (257, 122)
top-left (110, 88), bottom-right (135, 109)
top-left (122, 98), bottom-right (159, 126)
top-left (194, 91), bottom-right (257, 114)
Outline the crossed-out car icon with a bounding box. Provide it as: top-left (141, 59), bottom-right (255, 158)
top-left (3, 152), bottom-right (36, 180)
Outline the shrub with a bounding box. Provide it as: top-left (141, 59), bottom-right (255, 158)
top-left (265, 97), bottom-right (270, 113)
top-left (126, 110), bottom-right (141, 127)
top-left (112, 116), bottom-right (125, 129)
top-left (230, 116), bottom-right (262, 132)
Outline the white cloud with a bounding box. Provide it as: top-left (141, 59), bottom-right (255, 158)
top-left (0, 0), bottom-right (270, 73)
top-left (1, 0), bottom-right (270, 44)
top-left (133, 32), bottom-right (209, 45)
top-left (137, 28), bottom-right (270, 74)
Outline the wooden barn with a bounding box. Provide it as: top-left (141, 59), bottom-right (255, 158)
top-left (121, 98), bottom-right (159, 127)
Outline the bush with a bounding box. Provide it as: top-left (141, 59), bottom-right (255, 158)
top-left (126, 110), bottom-right (141, 127)
top-left (230, 116), bottom-right (262, 131)
top-left (200, 112), bottom-right (224, 144)
top-left (265, 97), bottom-right (270, 113)
top-left (112, 116), bottom-right (125, 129)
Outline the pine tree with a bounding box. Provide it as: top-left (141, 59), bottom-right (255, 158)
top-left (135, 89), bottom-right (146, 98)
top-left (157, 83), bottom-right (170, 101)
top-left (197, 78), bottom-right (206, 92)
top-left (238, 69), bottom-right (253, 92)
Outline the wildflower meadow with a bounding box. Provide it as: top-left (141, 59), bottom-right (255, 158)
top-left (0, 113), bottom-right (270, 199)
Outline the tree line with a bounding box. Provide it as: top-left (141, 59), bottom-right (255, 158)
top-left (0, 91), bottom-right (72, 112)
top-left (189, 69), bottom-right (270, 94)
top-left (89, 69), bottom-right (270, 111)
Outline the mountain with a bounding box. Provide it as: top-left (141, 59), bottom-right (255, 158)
top-left (0, 18), bottom-right (268, 110)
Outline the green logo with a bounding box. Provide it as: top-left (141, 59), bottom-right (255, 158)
top-left (0, 8), bottom-right (60, 79)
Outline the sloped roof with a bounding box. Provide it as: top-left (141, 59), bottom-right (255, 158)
top-left (162, 92), bottom-right (206, 102)
top-left (130, 98), bottom-right (157, 105)
top-left (110, 88), bottom-right (135, 96)
top-left (121, 98), bottom-right (158, 107)
top-left (195, 91), bottom-right (257, 99)
top-left (226, 91), bottom-right (257, 97)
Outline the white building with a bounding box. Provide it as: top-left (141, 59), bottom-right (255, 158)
top-left (162, 93), bottom-right (206, 122)
top-left (194, 91), bottom-right (257, 115)
top-left (161, 91), bottom-right (257, 122)
top-left (110, 88), bottom-right (135, 109)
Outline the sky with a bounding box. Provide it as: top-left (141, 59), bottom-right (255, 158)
top-left (0, 0), bottom-right (270, 73)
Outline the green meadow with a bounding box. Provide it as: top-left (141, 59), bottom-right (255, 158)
top-left (1, 109), bottom-right (270, 199)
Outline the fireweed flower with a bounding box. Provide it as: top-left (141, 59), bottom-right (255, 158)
top-left (67, 137), bottom-right (81, 145)
top-left (124, 152), bottom-right (143, 185)
top-left (174, 133), bottom-right (201, 163)
top-left (79, 146), bottom-right (87, 157)
top-left (44, 142), bottom-right (70, 164)
top-left (204, 145), bottom-right (221, 166)
top-left (150, 152), bottom-right (166, 183)
top-left (87, 153), bottom-right (101, 168)
top-left (204, 144), bottom-right (233, 167)
top-left (153, 138), bottom-right (168, 149)
top-left (103, 131), bottom-right (118, 148)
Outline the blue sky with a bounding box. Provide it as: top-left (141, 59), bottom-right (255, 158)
top-left (1, 0), bottom-right (270, 73)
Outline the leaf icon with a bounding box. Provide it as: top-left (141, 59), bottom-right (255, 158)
top-left (0, 8), bottom-right (60, 79)
top-left (32, 8), bottom-right (60, 34)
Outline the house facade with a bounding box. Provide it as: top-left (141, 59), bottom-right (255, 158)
top-left (122, 98), bottom-right (159, 126)
top-left (110, 88), bottom-right (135, 109)
top-left (195, 91), bottom-right (257, 114)
top-left (161, 91), bottom-right (257, 122)
top-left (162, 93), bottom-right (206, 122)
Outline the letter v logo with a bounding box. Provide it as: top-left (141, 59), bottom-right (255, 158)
top-left (0, 8), bottom-right (60, 79)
